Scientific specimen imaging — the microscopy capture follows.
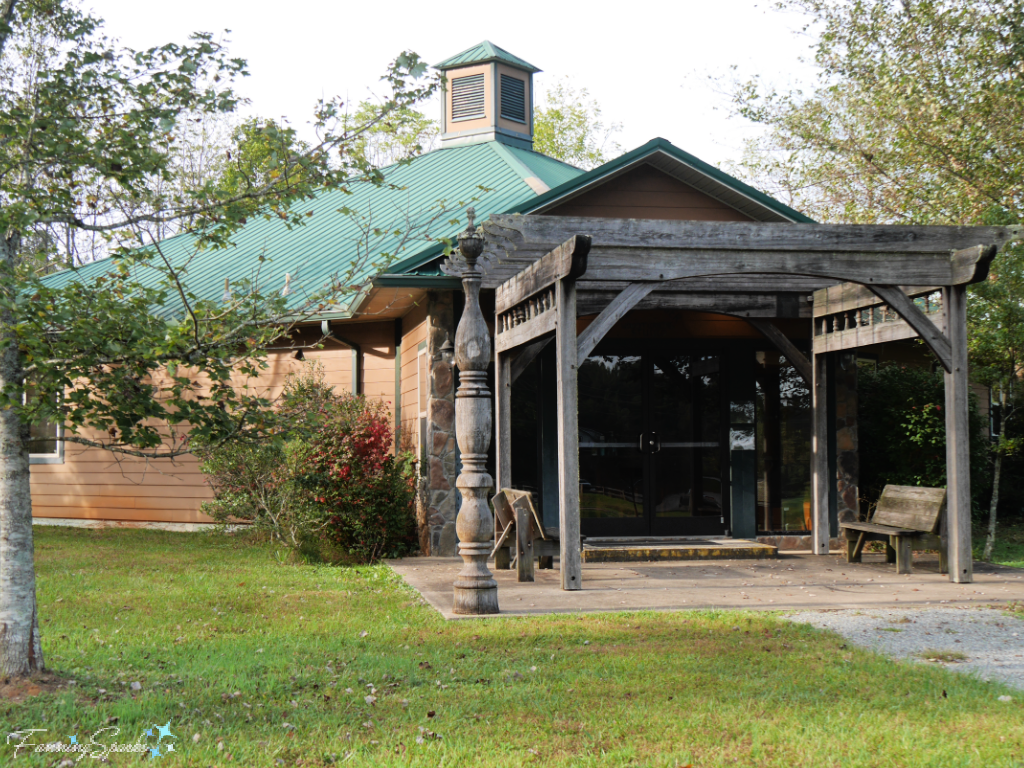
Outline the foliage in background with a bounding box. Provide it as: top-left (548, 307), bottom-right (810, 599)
top-left (733, 0), bottom-right (1024, 225)
top-left (966, 213), bottom-right (1024, 558)
top-left (197, 365), bottom-right (417, 563)
top-left (533, 78), bottom-right (622, 170)
top-left (342, 100), bottom-right (438, 168)
top-left (733, 0), bottom-right (1024, 556)
top-left (858, 363), bottom-right (989, 513)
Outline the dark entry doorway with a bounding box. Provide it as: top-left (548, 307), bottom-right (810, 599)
top-left (576, 347), bottom-right (727, 537)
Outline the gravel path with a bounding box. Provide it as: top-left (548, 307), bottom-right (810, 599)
top-left (785, 607), bottom-right (1024, 692)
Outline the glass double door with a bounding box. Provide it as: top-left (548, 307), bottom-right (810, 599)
top-left (577, 349), bottom-right (726, 537)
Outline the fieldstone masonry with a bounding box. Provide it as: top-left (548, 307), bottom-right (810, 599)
top-left (425, 291), bottom-right (460, 555)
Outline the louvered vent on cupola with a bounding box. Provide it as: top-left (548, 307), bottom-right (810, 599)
top-left (436, 42), bottom-right (540, 149)
top-left (500, 74), bottom-right (526, 123)
top-left (451, 74), bottom-right (486, 121)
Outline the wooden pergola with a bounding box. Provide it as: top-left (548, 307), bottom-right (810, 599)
top-left (447, 213), bottom-right (1022, 613)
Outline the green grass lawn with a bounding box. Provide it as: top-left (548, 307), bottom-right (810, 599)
top-left (2, 527), bottom-right (1023, 767)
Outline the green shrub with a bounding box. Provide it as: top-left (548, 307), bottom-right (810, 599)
top-left (193, 439), bottom-right (290, 532)
top-left (196, 364), bottom-right (417, 562)
top-left (858, 362), bottom-right (989, 513)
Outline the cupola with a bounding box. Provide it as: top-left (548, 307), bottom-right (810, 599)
top-left (435, 41), bottom-right (540, 149)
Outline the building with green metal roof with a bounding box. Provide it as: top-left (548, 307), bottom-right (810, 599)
top-left (36, 41), bottom-right (838, 558)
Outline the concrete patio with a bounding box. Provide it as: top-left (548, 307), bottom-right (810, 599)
top-left (389, 552), bottom-right (1024, 620)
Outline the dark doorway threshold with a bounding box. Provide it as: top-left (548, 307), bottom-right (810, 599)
top-left (582, 537), bottom-right (777, 563)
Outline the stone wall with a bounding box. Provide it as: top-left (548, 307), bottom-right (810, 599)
top-left (834, 352), bottom-right (859, 525)
top-left (424, 292), bottom-right (460, 555)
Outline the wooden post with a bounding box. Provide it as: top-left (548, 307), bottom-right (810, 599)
top-left (495, 351), bottom-right (512, 493)
top-left (943, 284), bottom-right (973, 583)
top-left (515, 505), bottom-right (535, 582)
top-left (555, 275), bottom-right (582, 590)
top-left (811, 351), bottom-right (830, 554)
top-left (894, 536), bottom-right (912, 575)
top-left (452, 209), bottom-right (499, 614)
top-left (494, 351), bottom-right (513, 571)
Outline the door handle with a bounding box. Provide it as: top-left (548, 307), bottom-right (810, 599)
top-left (638, 433), bottom-right (660, 454)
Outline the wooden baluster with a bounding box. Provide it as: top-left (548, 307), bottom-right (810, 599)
top-left (452, 208), bottom-right (499, 615)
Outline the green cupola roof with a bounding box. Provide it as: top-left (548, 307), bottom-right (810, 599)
top-left (434, 41), bottom-right (540, 73)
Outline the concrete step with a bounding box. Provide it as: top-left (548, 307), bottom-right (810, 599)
top-left (581, 537), bottom-right (777, 563)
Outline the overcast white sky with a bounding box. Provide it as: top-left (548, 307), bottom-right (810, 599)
top-left (84, 0), bottom-right (820, 169)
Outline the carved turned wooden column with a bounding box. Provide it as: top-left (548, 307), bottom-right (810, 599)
top-left (452, 209), bottom-right (499, 614)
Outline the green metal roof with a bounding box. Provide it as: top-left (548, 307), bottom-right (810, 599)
top-left (42, 136), bottom-right (811, 312)
top-left (381, 137), bottom-right (815, 280)
top-left (42, 141), bottom-right (583, 315)
top-left (434, 41), bottom-right (540, 74)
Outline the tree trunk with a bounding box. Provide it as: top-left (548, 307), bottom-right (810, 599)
top-left (0, 233), bottom-right (43, 677)
top-left (983, 384), bottom-right (1006, 562)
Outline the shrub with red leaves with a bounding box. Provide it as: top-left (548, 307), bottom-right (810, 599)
top-left (288, 394), bottom-right (417, 562)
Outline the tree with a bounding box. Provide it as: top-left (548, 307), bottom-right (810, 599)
top-left (533, 78), bottom-right (622, 170)
top-left (343, 100), bottom-right (437, 168)
top-left (733, 0), bottom-right (1024, 225)
top-left (0, 0), bottom-right (440, 677)
top-left (733, 0), bottom-right (1024, 558)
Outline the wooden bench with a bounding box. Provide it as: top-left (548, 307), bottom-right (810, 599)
top-left (491, 489), bottom-right (559, 582)
top-left (841, 485), bottom-right (948, 575)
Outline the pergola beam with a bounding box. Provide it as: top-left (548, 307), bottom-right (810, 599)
top-left (578, 290), bottom-right (811, 318)
top-left (576, 283), bottom-right (656, 364)
top-left (748, 319), bottom-right (812, 383)
top-left (486, 215), bottom-right (1021, 254)
top-left (509, 337), bottom-right (552, 385)
top-left (869, 285), bottom-right (953, 372)
top-left (577, 248), bottom-right (991, 286)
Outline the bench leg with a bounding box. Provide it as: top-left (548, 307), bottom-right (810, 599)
top-left (895, 536), bottom-right (912, 575)
top-left (494, 547), bottom-right (511, 570)
top-left (846, 537), bottom-right (858, 563)
top-left (938, 544), bottom-right (949, 575)
top-left (886, 539), bottom-right (897, 564)
top-left (849, 532), bottom-right (867, 563)
top-left (516, 508), bottom-right (535, 583)
top-left (539, 555), bottom-right (554, 570)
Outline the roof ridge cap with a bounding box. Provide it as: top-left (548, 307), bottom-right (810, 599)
top-left (488, 142), bottom-right (551, 195)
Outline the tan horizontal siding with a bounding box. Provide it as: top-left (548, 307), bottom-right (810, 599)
top-left (399, 306), bottom-right (427, 454)
top-left (30, 321), bottom-right (405, 525)
top-left (544, 164), bottom-right (754, 222)
top-left (33, 494), bottom-right (207, 510)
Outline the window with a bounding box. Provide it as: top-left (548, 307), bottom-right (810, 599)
top-left (754, 351), bottom-right (810, 533)
top-left (500, 74), bottom-right (526, 123)
top-left (24, 383), bottom-right (62, 464)
top-left (451, 74), bottom-right (486, 121)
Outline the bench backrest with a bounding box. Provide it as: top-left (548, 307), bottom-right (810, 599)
top-left (492, 488), bottom-right (546, 540)
top-left (872, 485), bottom-right (946, 533)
